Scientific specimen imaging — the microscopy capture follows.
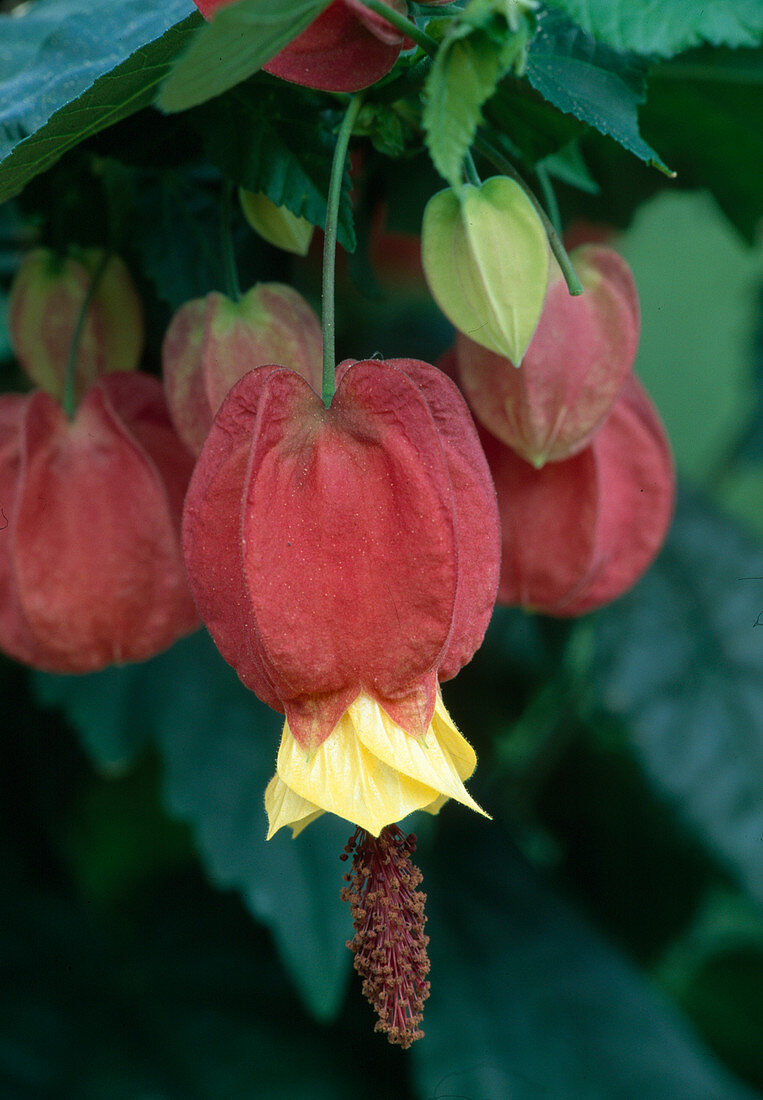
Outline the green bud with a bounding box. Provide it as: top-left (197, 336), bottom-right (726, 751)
top-left (239, 190), bottom-right (314, 256)
top-left (421, 176), bottom-right (548, 364)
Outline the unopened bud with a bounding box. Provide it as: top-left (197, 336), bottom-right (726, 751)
top-left (8, 248), bottom-right (143, 401)
top-left (239, 191), bottom-right (314, 256)
top-left (422, 177), bottom-right (548, 364)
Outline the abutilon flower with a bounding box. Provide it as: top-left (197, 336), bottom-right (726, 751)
top-left (454, 245), bottom-right (640, 466)
top-left (162, 283), bottom-right (322, 455)
top-left (182, 357), bottom-right (500, 838)
top-left (0, 374), bottom-right (199, 671)
top-left (480, 374), bottom-right (675, 615)
top-left (193, 0), bottom-right (411, 93)
top-left (8, 247), bottom-right (143, 402)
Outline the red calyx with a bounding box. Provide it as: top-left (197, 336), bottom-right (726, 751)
top-left (182, 358), bottom-right (500, 750)
top-left (482, 374), bottom-right (675, 616)
top-left (0, 374), bottom-right (199, 671)
top-left (193, 0), bottom-right (410, 93)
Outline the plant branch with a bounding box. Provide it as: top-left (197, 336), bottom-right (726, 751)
top-left (63, 250), bottom-right (111, 420)
top-left (360, 0), bottom-right (439, 56)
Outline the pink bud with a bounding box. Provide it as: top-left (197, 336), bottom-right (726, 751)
top-left (162, 284), bottom-right (322, 455)
top-left (483, 375), bottom-right (674, 616)
top-left (0, 375), bottom-right (199, 672)
top-left (456, 246), bottom-right (640, 466)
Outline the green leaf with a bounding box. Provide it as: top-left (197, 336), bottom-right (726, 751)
top-left (594, 493), bottom-right (763, 908)
top-left (151, 632), bottom-right (352, 1023)
top-left (412, 816), bottom-right (757, 1099)
top-left (33, 664), bottom-right (152, 773)
top-left (424, 34), bottom-right (517, 187)
top-left (157, 0), bottom-right (331, 114)
top-left (0, 857), bottom-right (366, 1099)
top-left (0, 0), bottom-right (197, 203)
top-left (545, 0), bottom-right (763, 59)
top-left (642, 47), bottom-right (763, 244)
top-left (0, 19), bottom-right (199, 206)
top-left (188, 80), bottom-right (356, 252)
top-left (32, 631), bottom-right (352, 1021)
top-left (526, 8), bottom-right (672, 174)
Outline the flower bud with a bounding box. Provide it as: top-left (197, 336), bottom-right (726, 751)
top-left (8, 248), bottom-right (144, 402)
top-left (162, 283), bottom-right (322, 455)
top-left (239, 190), bottom-right (314, 256)
top-left (455, 245), bottom-right (640, 465)
top-left (482, 375), bottom-right (674, 616)
top-left (422, 177), bottom-right (549, 364)
top-left (0, 374), bottom-right (198, 672)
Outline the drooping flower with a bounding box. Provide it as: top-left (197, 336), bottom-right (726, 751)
top-left (454, 245), bottom-right (640, 466)
top-left (0, 374), bottom-right (199, 671)
top-left (162, 283), bottom-right (322, 455)
top-left (480, 374), bottom-right (675, 615)
top-left (193, 0), bottom-right (411, 93)
top-left (182, 357), bottom-right (500, 837)
top-left (8, 247), bottom-right (143, 402)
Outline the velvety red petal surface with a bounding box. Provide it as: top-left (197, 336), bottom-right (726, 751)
top-left (263, 1), bottom-right (403, 92)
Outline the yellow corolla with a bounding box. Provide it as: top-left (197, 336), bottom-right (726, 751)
top-left (265, 691), bottom-right (489, 838)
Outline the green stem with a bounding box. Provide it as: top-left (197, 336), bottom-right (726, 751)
top-left (322, 94), bottom-right (364, 407)
top-left (360, 0), bottom-right (439, 56)
top-left (535, 162), bottom-right (561, 238)
top-left (475, 132), bottom-right (584, 296)
top-left (220, 179), bottom-right (241, 302)
top-left (63, 250), bottom-right (110, 420)
top-left (464, 150), bottom-right (481, 187)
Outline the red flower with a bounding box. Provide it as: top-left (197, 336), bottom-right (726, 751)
top-left (182, 357), bottom-right (500, 835)
top-left (480, 375), bottom-right (675, 616)
top-left (194, 0), bottom-right (411, 93)
top-left (0, 374), bottom-right (199, 671)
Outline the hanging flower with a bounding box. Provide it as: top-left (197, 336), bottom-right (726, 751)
top-left (193, 0), bottom-right (412, 93)
top-left (0, 374), bottom-right (199, 672)
top-left (454, 245), bottom-right (640, 466)
top-left (162, 283), bottom-right (322, 455)
top-left (182, 357), bottom-right (500, 837)
top-left (480, 374), bottom-right (675, 615)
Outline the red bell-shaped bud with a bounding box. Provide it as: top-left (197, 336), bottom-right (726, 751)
top-left (162, 284), bottom-right (322, 455)
top-left (183, 358), bottom-right (500, 836)
top-left (483, 374), bottom-right (674, 616)
top-left (8, 248), bottom-right (144, 402)
top-left (0, 374), bottom-right (199, 672)
top-left (193, 0), bottom-right (410, 92)
top-left (456, 245), bottom-right (639, 466)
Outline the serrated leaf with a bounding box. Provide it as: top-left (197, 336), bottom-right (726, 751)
top-left (545, 0), bottom-right (763, 58)
top-left (188, 81), bottom-right (356, 252)
top-left (526, 8), bottom-right (672, 174)
top-left (0, 11), bottom-right (199, 205)
top-left (424, 13), bottom-right (528, 188)
top-left (32, 631), bottom-right (352, 1021)
top-left (594, 492), bottom-right (763, 908)
top-left (157, 0), bottom-right (331, 114)
top-left (412, 816), bottom-right (757, 1100)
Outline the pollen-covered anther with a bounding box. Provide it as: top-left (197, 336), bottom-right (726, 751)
top-left (341, 825), bottom-right (430, 1049)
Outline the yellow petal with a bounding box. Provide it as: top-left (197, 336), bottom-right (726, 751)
top-left (264, 773), bottom-right (324, 839)
top-left (277, 711), bottom-right (440, 836)
top-left (430, 692), bottom-right (478, 780)
top-left (351, 693), bottom-right (489, 819)
top-left (419, 793), bottom-right (448, 817)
